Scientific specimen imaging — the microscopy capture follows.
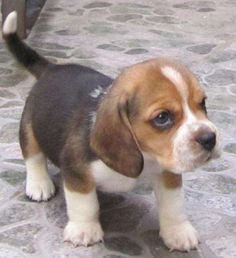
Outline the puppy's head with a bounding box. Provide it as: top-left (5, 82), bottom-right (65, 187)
top-left (90, 59), bottom-right (220, 177)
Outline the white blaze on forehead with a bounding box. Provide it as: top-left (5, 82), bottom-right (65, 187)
top-left (161, 65), bottom-right (198, 123)
top-left (161, 66), bottom-right (188, 101)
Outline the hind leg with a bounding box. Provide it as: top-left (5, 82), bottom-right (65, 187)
top-left (20, 119), bottom-right (55, 201)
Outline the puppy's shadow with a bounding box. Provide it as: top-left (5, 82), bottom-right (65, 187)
top-left (43, 173), bottom-right (152, 235)
top-left (36, 174), bottom-right (200, 257)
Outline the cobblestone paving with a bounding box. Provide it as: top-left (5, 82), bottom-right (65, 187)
top-left (0, 0), bottom-right (236, 257)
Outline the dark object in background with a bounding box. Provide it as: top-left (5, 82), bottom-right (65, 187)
top-left (1, 0), bottom-right (46, 38)
top-left (26, 0), bottom-right (46, 31)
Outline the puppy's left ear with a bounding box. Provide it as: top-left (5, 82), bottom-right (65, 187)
top-left (90, 92), bottom-right (143, 178)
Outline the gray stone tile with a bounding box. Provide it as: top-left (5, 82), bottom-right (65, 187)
top-left (83, 25), bottom-right (127, 35)
top-left (0, 101), bottom-right (23, 108)
top-left (153, 8), bottom-right (175, 15)
top-left (108, 14), bottom-right (143, 23)
top-left (0, 122), bottom-right (19, 143)
top-left (31, 41), bottom-right (73, 50)
top-left (0, 170), bottom-right (25, 186)
top-left (0, 108), bottom-right (23, 121)
top-left (146, 15), bottom-right (182, 24)
top-left (0, 73), bottom-right (28, 88)
top-left (125, 48), bottom-right (149, 55)
top-left (197, 8), bottom-right (216, 12)
top-left (118, 3), bottom-right (151, 9)
top-left (173, 1), bottom-right (215, 11)
top-left (149, 29), bottom-right (184, 39)
top-left (209, 50), bottom-right (236, 63)
top-left (186, 175), bottom-right (236, 195)
top-left (187, 44), bottom-right (216, 55)
top-left (202, 158), bottom-right (231, 172)
top-left (205, 69), bottom-right (236, 86)
top-left (104, 236), bottom-right (142, 256)
top-left (110, 5), bottom-right (151, 15)
top-left (206, 235), bottom-right (236, 258)
top-left (97, 44), bottom-right (124, 52)
top-left (230, 84), bottom-right (236, 94)
top-left (0, 203), bottom-right (34, 226)
top-left (224, 143), bottom-right (236, 155)
top-left (0, 224), bottom-right (42, 254)
top-left (0, 247), bottom-right (27, 258)
top-left (188, 209), bottom-right (222, 236)
top-left (4, 159), bottom-right (25, 166)
top-left (0, 89), bottom-right (16, 99)
top-left (83, 2), bottom-right (112, 9)
top-left (224, 218), bottom-right (236, 234)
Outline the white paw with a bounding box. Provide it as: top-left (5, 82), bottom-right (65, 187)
top-left (26, 177), bottom-right (55, 201)
top-left (160, 221), bottom-right (199, 252)
top-left (64, 221), bottom-right (104, 247)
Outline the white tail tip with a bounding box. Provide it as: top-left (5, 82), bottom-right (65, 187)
top-left (3, 11), bottom-right (18, 35)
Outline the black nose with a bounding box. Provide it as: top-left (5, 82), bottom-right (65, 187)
top-left (196, 131), bottom-right (216, 151)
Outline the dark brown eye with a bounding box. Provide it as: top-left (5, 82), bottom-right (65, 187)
top-left (153, 111), bottom-right (174, 129)
top-left (200, 97), bottom-right (207, 113)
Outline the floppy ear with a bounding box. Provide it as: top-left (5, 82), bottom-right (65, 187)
top-left (90, 92), bottom-right (143, 178)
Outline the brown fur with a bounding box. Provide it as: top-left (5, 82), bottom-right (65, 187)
top-left (63, 167), bottom-right (95, 194)
top-left (19, 117), bottom-right (41, 159)
top-left (162, 171), bottom-right (182, 189)
top-left (61, 114), bottom-right (96, 194)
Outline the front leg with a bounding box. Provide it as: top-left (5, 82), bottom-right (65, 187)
top-left (154, 171), bottom-right (199, 251)
top-left (63, 170), bottom-right (104, 247)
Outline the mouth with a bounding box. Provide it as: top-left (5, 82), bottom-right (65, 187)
top-left (205, 146), bottom-right (221, 162)
top-left (191, 151), bottom-right (212, 169)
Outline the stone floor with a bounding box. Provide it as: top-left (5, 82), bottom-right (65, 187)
top-left (0, 0), bottom-right (236, 257)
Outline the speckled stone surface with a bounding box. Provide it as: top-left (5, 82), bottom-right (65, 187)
top-left (0, 0), bottom-right (236, 258)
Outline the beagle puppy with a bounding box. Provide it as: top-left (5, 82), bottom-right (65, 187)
top-left (3, 12), bottom-right (220, 252)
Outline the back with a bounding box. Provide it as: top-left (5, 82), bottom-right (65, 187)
top-left (29, 64), bottom-right (113, 165)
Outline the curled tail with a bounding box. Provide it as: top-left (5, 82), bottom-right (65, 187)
top-left (3, 11), bottom-right (51, 79)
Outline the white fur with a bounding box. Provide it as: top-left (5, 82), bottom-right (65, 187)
top-left (25, 153), bottom-right (55, 201)
top-left (64, 220), bottom-right (104, 247)
top-left (172, 102), bottom-right (219, 173)
top-left (89, 85), bottom-right (104, 98)
top-left (89, 111), bottom-right (97, 126)
top-left (63, 185), bottom-right (103, 246)
top-left (161, 66), bottom-right (187, 99)
top-left (91, 160), bottom-right (137, 192)
top-left (153, 174), bottom-right (199, 251)
top-left (160, 221), bottom-right (199, 251)
top-left (3, 11), bottom-right (17, 35)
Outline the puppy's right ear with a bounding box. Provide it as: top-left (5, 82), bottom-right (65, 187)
top-left (90, 90), bottom-right (143, 178)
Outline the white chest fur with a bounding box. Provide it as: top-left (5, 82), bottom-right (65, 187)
top-left (90, 160), bottom-right (137, 192)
